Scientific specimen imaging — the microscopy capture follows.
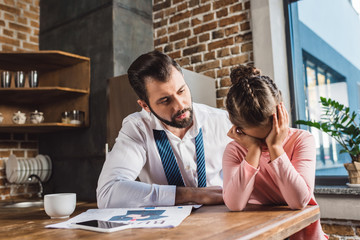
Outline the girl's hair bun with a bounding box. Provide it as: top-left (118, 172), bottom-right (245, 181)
top-left (230, 65), bottom-right (260, 85)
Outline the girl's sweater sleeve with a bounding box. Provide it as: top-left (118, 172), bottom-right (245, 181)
top-left (222, 141), bottom-right (259, 211)
top-left (264, 132), bottom-right (316, 209)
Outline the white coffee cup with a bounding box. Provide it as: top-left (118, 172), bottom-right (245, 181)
top-left (44, 193), bottom-right (76, 219)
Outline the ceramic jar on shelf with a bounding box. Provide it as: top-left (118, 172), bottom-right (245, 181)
top-left (12, 111), bottom-right (26, 124)
top-left (30, 110), bottom-right (44, 124)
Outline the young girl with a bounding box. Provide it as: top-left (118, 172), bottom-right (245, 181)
top-left (223, 65), bottom-right (328, 240)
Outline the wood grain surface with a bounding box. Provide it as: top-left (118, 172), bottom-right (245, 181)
top-left (0, 202), bottom-right (319, 240)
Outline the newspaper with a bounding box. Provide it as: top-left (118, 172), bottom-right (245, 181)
top-left (46, 205), bottom-right (201, 230)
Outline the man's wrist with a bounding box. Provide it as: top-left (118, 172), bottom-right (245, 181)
top-left (175, 187), bottom-right (195, 205)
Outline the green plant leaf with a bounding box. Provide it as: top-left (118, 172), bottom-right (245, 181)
top-left (296, 96), bottom-right (360, 162)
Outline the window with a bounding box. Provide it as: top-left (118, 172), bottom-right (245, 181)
top-left (286, 0), bottom-right (360, 179)
top-left (303, 52), bottom-right (349, 175)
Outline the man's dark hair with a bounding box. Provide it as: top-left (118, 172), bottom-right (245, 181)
top-left (127, 50), bottom-right (182, 103)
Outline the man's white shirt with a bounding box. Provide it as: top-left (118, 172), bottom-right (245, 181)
top-left (97, 103), bottom-right (232, 208)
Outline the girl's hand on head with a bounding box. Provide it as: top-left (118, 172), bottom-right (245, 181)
top-left (227, 126), bottom-right (261, 149)
top-left (265, 102), bottom-right (289, 160)
top-left (227, 126), bottom-right (262, 168)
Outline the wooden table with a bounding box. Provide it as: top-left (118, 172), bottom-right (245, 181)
top-left (0, 202), bottom-right (320, 240)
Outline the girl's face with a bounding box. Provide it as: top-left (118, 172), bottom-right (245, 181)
top-left (240, 123), bottom-right (272, 141)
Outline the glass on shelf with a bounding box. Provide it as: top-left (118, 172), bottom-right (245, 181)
top-left (69, 110), bottom-right (84, 125)
top-left (61, 111), bottom-right (70, 124)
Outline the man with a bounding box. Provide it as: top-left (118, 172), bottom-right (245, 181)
top-left (97, 50), bottom-right (232, 208)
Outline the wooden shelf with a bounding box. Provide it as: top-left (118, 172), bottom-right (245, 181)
top-left (0, 123), bottom-right (86, 133)
top-left (0, 50), bottom-right (90, 71)
top-left (0, 51), bottom-right (90, 132)
top-left (0, 87), bottom-right (88, 104)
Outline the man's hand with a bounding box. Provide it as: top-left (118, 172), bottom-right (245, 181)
top-left (175, 186), bottom-right (223, 205)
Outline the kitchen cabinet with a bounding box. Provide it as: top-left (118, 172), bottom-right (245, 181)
top-left (0, 51), bottom-right (90, 132)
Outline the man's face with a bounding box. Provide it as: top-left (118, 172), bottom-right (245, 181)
top-left (138, 66), bottom-right (193, 129)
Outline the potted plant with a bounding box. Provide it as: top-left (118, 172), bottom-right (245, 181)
top-left (296, 97), bottom-right (360, 184)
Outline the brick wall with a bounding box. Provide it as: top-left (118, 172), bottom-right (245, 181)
top-left (0, 0), bottom-right (40, 201)
top-left (152, 0), bottom-right (252, 109)
top-left (0, 0), bottom-right (39, 51)
top-left (322, 219), bottom-right (360, 240)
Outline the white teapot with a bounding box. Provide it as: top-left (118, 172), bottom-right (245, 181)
top-left (30, 110), bottom-right (44, 124)
top-left (12, 111), bottom-right (26, 124)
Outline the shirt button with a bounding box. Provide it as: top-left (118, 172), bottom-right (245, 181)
top-left (185, 165), bottom-right (190, 170)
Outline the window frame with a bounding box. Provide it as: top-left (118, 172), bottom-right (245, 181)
top-left (283, 0), bottom-right (349, 185)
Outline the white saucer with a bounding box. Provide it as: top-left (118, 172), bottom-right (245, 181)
top-left (33, 156), bottom-right (41, 181)
top-left (36, 155), bottom-right (45, 182)
top-left (28, 158), bottom-right (37, 182)
top-left (30, 157), bottom-right (38, 180)
top-left (44, 155), bottom-right (52, 170)
top-left (44, 155), bottom-right (52, 181)
top-left (346, 183), bottom-right (360, 188)
top-left (5, 154), bottom-right (18, 183)
top-left (23, 159), bottom-right (30, 183)
top-left (27, 158), bottom-right (34, 175)
top-left (17, 159), bottom-right (25, 183)
top-left (22, 159), bottom-right (30, 183)
top-left (37, 154), bottom-right (48, 181)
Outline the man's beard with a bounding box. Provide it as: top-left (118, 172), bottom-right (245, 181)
top-left (149, 105), bottom-right (193, 129)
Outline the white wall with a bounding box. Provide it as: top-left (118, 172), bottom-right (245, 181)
top-left (315, 194), bottom-right (360, 220)
top-left (250, 0), bottom-right (291, 118)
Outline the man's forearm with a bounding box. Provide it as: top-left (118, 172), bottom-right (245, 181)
top-left (98, 180), bottom-right (176, 208)
top-left (175, 186), bottom-right (224, 205)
